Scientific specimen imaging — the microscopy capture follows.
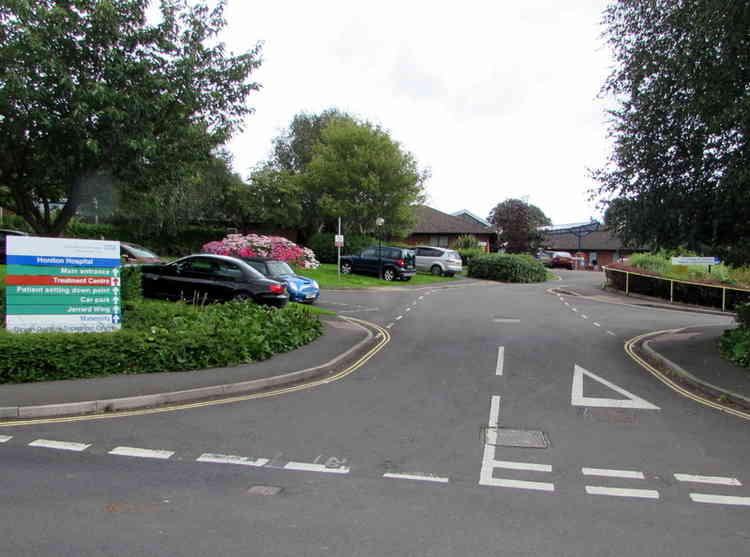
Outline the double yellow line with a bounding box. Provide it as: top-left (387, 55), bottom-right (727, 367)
top-left (624, 330), bottom-right (750, 421)
top-left (0, 317), bottom-right (390, 427)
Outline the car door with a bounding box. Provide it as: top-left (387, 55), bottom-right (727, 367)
top-left (212, 259), bottom-right (247, 300)
top-left (357, 248), bottom-right (379, 274)
top-left (173, 257), bottom-right (218, 302)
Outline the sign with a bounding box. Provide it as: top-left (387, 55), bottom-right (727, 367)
top-left (334, 234), bottom-right (344, 247)
top-left (671, 256), bottom-right (720, 266)
top-left (5, 236), bottom-right (121, 333)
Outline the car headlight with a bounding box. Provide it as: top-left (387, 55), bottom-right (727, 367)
top-left (311, 280), bottom-right (319, 289)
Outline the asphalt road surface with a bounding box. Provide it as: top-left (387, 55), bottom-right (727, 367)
top-left (2, 271), bottom-right (748, 557)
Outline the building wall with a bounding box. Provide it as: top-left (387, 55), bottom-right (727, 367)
top-left (403, 233), bottom-right (493, 252)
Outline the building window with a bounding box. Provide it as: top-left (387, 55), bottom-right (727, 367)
top-left (429, 236), bottom-right (449, 247)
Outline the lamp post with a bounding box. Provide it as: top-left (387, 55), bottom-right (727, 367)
top-left (376, 217), bottom-right (385, 279)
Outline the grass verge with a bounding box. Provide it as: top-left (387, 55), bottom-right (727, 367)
top-left (296, 263), bottom-right (461, 288)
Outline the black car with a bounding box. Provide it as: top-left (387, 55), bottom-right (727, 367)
top-left (141, 254), bottom-right (289, 307)
top-left (0, 229), bottom-right (29, 264)
top-left (340, 246), bottom-right (416, 281)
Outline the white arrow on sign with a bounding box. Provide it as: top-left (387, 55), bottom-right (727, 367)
top-left (571, 365), bottom-right (660, 410)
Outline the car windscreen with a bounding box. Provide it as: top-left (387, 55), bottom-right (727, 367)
top-left (125, 244), bottom-right (160, 258)
top-left (445, 250), bottom-right (460, 259)
top-left (266, 261), bottom-right (295, 277)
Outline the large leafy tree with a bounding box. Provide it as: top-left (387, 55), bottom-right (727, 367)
top-left (487, 198), bottom-right (551, 253)
top-left (252, 109), bottom-right (427, 240)
top-left (0, 0), bottom-right (262, 235)
top-left (593, 0), bottom-right (750, 264)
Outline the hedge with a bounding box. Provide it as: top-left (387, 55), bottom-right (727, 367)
top-left (468, 253), bottom-right (548, 283)
top-left (0, 301), bottom-right (323, 383)
top-left (720, 327), bottom-right (750, 368)
top-left (307, 232), bottom-right (377, 264)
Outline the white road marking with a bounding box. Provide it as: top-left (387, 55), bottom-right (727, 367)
top-left (572, 308), bottom-right (578, 312)
top-left (607, 331), bottom-right (616, 336)
top-left (109, 446), bottom-right (174, 459)
top-left (0, 436), bottom-right (11, 443)
top-left (564, 302), bottom-right (570, 306)
top-left (581, 315), bottom-right (588, 319)
top-left (571, 365), bottom-right (660, 410)
top-left (493, 460), bottom-right (552, 473)
top-left (412, 301), bottom-right (418, 306)
top-left (492, 318), bottom-right (521, 323)
top-left (593, 322), bottom-right (601, 327)
top-left (418, 296), bottom-right (424, 300)
top-left (479, 395), bottom-right (554, 491)
top-left (405, 307), bottom-right (411, 312)
top-left (284, 461), bottom-right (350, 474)
top-left (29, 439), bottom-right (91, 452)
top-left (690, 493), bottom-right (750, 506)
top-left (582, 467), bottom-right (645, 479)
top-left (674, 474), bottom-right (741, 486)
top-left (386, 323), bottom-right (394, 329)
top-left (383, 473), bottom-right (450, 484)
top-left (586, 486), bottom-right (659, 499)
top-left (395, 315), bottom-right (403, 320)
top-left (495, 346), bottom-right (505, 376)
top-left (484, 478), bottom-right (555, 492)
top-left (197, 453), bottom-right (269, 467)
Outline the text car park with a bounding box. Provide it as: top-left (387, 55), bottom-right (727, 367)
top-left (141, 254), bottom-right (289, 307)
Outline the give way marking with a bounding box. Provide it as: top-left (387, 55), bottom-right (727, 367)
top-left (571, 365), bottom-right (660, 410)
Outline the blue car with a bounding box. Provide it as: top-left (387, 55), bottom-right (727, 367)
top-left (242, 257), bottom-right (320, 304)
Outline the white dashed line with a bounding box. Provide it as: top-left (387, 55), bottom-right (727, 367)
top-left (29, 439), bottom-right (91, 452)
top-left (690, 494), bottom-right (750, 506)
top-left (405, 307), bottom-right (411, 312)
top-left (607, 331), bottom-right (616, 336)
top-left (581, 315), bottom-right (588, 319)
top-left (495, 346), bottom-right (505, 376)
top-left (492, 318), bottom-right (521, 323)
top-left (418, 296), bottom-right (424, 300)
top-left (582, 467), bottom-right (645, 479)
top-left (386, 323), bottom-right (394, 329)
top-left (0, 436), bottom-right (11, 443)
top-left (585, 486), bottom-right (659, 499)
top-left (395, 315), bottom-right (403, 321)
top-left (571, 308), bottom-right (578, 312)
top-left (197, 453), bottom-right (269, 467)
top-left (593, 322), bottom-right (601, 327)
top-left (284, 461), bottom-right (350, 474)
top-left (383, 473), bottom-right (450, 484)
top-left (564, 302), bottom-right (570, 306)
top-left (109, 446), bottom-right (174, 459)
top-left (674, 474), bottom-right (741, 486)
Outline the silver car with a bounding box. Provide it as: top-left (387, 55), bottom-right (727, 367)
top-left (414, 246), bottom-right (463, 276)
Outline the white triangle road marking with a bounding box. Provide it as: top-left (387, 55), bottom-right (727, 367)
top-left (571, 365), bottom-right (660, 410)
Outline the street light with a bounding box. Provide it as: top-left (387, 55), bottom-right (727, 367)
top-left (376, 217), bottom-right (385, 279)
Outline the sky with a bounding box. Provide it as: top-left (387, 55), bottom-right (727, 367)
top-left (218, 0), bottom-right (615, 226)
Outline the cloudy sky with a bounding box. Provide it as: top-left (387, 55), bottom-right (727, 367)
top-left (219, 0), bottom-right (615, 226)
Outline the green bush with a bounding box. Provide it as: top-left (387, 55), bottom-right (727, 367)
top-left (720, 327), bottom-right (750, 368)
top-left (121, 265), bottom-right (143, 302)
top-left (307, 232), bottom-right (377, 263)
top-left (0, 301), bottom-right (323, 383)
top-left (468, 253), bottom-right (548, 283)
top-left (458, 247), bottom-right (485, 266)
top-left (736, 303), bottom-right (750, 328)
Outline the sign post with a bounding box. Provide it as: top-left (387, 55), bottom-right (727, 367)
top-left (335, 217), bottom-right (344, 281)
top-left (5, 236), bottom-right (121, 333)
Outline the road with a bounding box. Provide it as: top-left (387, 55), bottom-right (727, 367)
top-left (1, 271), bottom-right (748, 557)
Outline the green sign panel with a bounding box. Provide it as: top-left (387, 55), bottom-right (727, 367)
top-left (5, 265), bottom-right (120, 277)
top-left (6, 305), bottom-right (119, 315)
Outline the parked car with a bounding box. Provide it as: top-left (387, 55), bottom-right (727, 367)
top-left (242, 257), bottom-right (320, 304)
top-left (549, 251), bottom-right (574, 270)
top-left (340, 246), bottom-right (416, 281)
top-left (414, 245), bottom-right (462, 276)
top-left (141, 254), bottom-right (288, 307)
top-left (0, 229), bottom-right (29, 265)
top-left (121, 242), bottom-right (167, 264)
top-left (536, 251), bottom-right (553, 266)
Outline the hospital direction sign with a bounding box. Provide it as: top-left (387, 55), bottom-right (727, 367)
top-left (5, 236), bottom-right (121, 333)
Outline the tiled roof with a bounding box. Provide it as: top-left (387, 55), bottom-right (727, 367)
top-left (412, 206), bottom-right (497, 235)
top-left (542, 228), bottom-right (637, 251)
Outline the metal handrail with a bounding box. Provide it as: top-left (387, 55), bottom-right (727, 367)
top-left (603, 265), bottom-right (750, 312)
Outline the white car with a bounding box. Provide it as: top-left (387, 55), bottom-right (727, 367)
top-left (414, 246), bottom-right (463, 276)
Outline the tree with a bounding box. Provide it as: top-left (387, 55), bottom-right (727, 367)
top-left (255, 110), bottom-right (427, 240)
top-left (0, 0), bottom-right (262, 235)
top-left (592, 0), bottom-right (750, 265)
top-left (487, 199), bottom-right (551, 253)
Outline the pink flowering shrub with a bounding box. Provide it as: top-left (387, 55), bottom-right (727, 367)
top-left (202, 234), bottom-right (320, 269)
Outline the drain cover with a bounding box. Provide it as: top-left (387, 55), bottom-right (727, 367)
top-left (487, 428), bottom-right (549, 448)
top-left (247, 485), bottom-right (283, 496)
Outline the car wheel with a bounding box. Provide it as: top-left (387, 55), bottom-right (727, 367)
top-left (383, 268), bottom-right (396, 281)
top-left (341, 262), bottom-right (352, 274)
top-left (430, 265), bottom-right (443, 276)
top-left (233, 292), bottom-right (253, 302)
